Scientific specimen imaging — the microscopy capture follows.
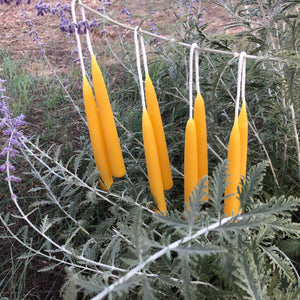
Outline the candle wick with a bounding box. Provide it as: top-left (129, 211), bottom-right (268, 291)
top-left (195, 49), bottom-right (200, 94)
top-left (140, 35), bottom-right (149, 75)
top-left (235, 51), bottom-right (246, 117)
top-left (134, 27), bottom-right (146, 109)
top-left (189, 43), bottom-right (197, 120)
top-left (81, 6), bottom-right (94, 56)
top-left (71, 0), bottom-right (86, 78)
top-left (241, 53), bottom-right (247, 101)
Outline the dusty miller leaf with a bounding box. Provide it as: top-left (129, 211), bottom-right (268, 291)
top-left (261, 246), bottom-right (296, 282)
top-left (239, 161), bottom-right (267, 208)
top-left (62, 279), bottom-right (77, 300)
top-left (210, 160), bottom-right (229, 220)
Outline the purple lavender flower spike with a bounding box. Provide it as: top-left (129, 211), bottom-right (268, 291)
top-left (0, 162), bottom-right (16, 172)
top-left (5, 175), bottom-right (22, 183)
top-left (1, 70), bottom-right (26, 182)
top-left (0, 146), bottom-right (19, 158)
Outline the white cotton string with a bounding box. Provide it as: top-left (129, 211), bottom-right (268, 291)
top-left (189, 43), bottom-right (197, 119)
top-left (241, 52), bottom-right (247, 101)
top-left (140, 35), bottom-right (149, 75)
top-left (235, 51), bottom-right (246, 117)
top-left (195, 48), bottom-right (200, 94)
top-left (80, 6), bottom-right (94, 56)
top-left (134, 27), bottom-right (146, 109)
top-left (71, 0), bottom-right (86, 78)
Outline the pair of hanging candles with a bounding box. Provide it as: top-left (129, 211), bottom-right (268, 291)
top-left (184, 44), bottom-right (209, 209)
top-left (194, 49), bottom-right (209, 202)
top-left (144, 73), bottom-right (173, 190)
top-left (239, 100), bottom-right (248, 179)
top-left (142, 108), bottom-right (167, 214)
top-left (82, 76), bottom-right (113, 189)
top-left (73, 3), bottom-right (126, 190)
top-left (224, 52), bottom-right (248, 217)
top-left (135, 30), bottom-right (173, 215)
top-left (91, 54), bottom-right (126, 179)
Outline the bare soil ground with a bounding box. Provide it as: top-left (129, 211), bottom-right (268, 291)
top-left (0, 0), bottom-right (237, 72)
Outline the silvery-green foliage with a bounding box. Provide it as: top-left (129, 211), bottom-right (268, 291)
top-left (1, 124), bottom-right (299, 299)
top-left (54, 159), bottom-right (299, 299)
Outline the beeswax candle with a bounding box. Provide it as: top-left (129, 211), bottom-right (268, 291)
top-left (145, 73), bottom-right (173, 190)
top-left (82, 76), bottom-right (113, 190)
top-left (194, 92), bottom-right (208, 201)
top-left (142, 108), bottom-right (166, 215)
top-left (184, 118), bottom-right (198, 209)
top-left (224, 117), bottom-right (241, 216)
top-left (91, 54), bottom-right (126, 178)
top-left (238, 98), bottom-right (248, 179)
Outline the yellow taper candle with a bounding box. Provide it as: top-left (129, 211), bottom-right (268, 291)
top-left (82, 76), bottom-right (113, 190)
top-left (224, 117), bottom-right (241, 217)
top-left (145, 73), bottom-right (173, 190)
top-left (238, 98), bottom-right (248, 179)
top-left (142, 108), bottom-right (167, 215)
top-left (194, 92), bottom-right (208, 201)
top-left (91, 54), bottom-right (126, 178)
top-left (184, 118), bottom-right (198, 209)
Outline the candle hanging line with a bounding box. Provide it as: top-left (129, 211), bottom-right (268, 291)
top-left (78, 0), bottom-right (282, 63)
top-left (189, 43), bottom-right (197, 119)
top-left (134, 27), bottom-right (146, 109)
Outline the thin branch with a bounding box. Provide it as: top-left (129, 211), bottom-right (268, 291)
top-left (249, 120), bottom-right (279, 186)
top-left (0, 214), bottom-right (107, 276)
top-left (21, 148), bottom-right (92, 236)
